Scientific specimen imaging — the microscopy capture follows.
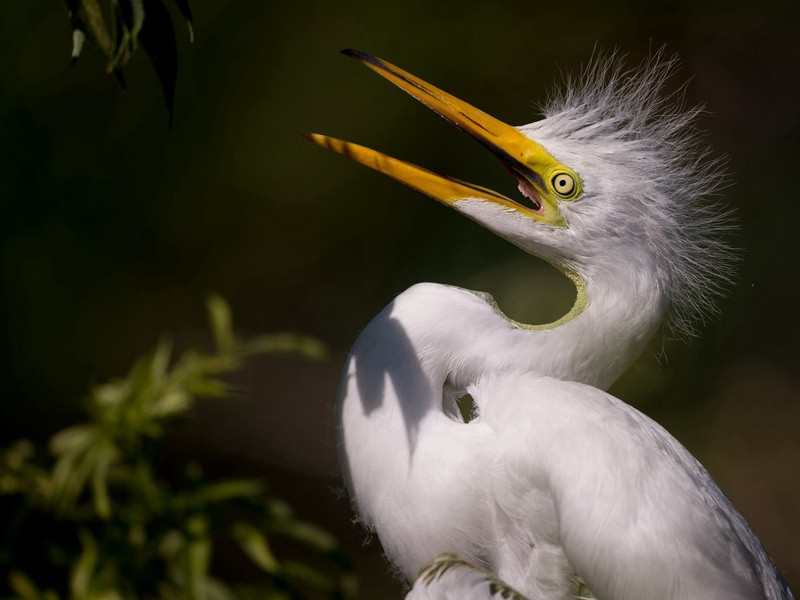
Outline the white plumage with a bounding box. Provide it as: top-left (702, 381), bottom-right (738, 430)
top-left (308, 50), bottom-right (794, 599)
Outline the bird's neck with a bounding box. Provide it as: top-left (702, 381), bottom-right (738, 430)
top-left (521, 250), bottom-right (668, 388)
top-left (444, 247), bottom-right (668, 392)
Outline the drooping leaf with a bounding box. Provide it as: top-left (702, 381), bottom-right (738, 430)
top-left (169, 0), bottom-right (194, 42)
top-left (70, 29), bottom-right (86, 65)
top-left (67, 0), bottom-right (114, 58)
top-left (107, 0), bottom-right (133, 71)
top-left (137, 0), bottom-right (179, 123)
top-left (117, 0), bottom-right (146, 44)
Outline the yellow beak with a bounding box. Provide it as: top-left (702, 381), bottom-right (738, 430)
top-left (305, 50), bottom-right (572, 226)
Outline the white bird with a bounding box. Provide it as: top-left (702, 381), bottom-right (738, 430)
top-left (306, 50), bottom-right (794, 599)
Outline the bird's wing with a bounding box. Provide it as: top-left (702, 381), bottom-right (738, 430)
top-left (472, 373), bottom-right (783, 600)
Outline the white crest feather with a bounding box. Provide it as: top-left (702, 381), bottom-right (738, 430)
top-left (535, 49), bottom-right (737, 340)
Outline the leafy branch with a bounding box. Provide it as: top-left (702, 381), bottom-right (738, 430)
top-left (65, 0), bottom-right (194, 121)
top-left (0, 296), bottom-right (355, 600)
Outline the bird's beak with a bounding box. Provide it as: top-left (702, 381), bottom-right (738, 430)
top-left (305, 50), bottom-right (568, 227)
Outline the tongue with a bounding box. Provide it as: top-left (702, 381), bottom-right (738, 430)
top-left (516, 177), bottom-right (542, 211)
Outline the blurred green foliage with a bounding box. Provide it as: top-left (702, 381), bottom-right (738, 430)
top-left (0, 297), bottom-right (355, 600)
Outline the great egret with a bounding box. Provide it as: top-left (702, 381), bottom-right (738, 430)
top-left (306, 50), bottom-right (794, 599)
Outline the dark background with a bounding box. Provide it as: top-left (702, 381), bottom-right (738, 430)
top-left (2, 0), bottom-right (799, 596)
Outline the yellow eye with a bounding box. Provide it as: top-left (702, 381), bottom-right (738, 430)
top-left (551, 172), bottom-right (576, 198)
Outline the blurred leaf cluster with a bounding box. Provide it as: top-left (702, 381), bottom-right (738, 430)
top-left (0, 297), bottom-right (355, 600)
top-left (65, 0), bottom-right (194, 119)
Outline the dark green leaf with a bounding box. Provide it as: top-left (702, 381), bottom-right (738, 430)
top-left (68, 0), bottom-right (114, 57)
top-left (137, 0), bottom-right (178, 123)
top-left (169, 0), bottom-right (194, 41)
top-left (108, 0), bottom-right (133, 71)
top-left (117, 0), bottom-right (146, 43)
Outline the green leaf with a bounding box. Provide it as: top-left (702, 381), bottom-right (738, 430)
top-left (121, 0), bottom-right (146, 42)
top-left (273, 520), bottom-right (337, 553)
top-left (70, 28), bottom-right (86, 63)
top-left (8, 571), bottom-right (42, 600)
top-left (207, 294), bottom-right (235, 354)
top-left (282, 560), bottom-right (336, 592)
top-left (70, 530), bottom-right (99, 598)
top-left (168, 0), bottom-right (194, 37)
top-left (184, 537), bottom-right (211, 599)
top-left (137, 0), bottom-right (179, 124)
top-left (67, 0), bottom-right (114, 58)
top-left (232, 522), bottom-right (279, 574)
top-left (169, 479), bottom-right (263, 511)
top-left (49, 424), bottom-right (95, 456)
top-left (241, 333), bottom-right (329, 360)
top-left (107, 0), bottom-right (133, 71)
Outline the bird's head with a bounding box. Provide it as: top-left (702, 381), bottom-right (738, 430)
top-left (306, 49), bottom-right (735, 340)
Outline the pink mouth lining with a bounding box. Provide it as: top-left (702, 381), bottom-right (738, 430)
top-left (515, 176), bottom-right (543, 211)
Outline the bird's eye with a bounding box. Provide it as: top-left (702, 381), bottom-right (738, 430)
top-left (551, 172), bottom-right (576, 198)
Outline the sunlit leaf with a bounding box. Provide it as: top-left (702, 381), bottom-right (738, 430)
top-left (70, 29), bottom-right (86, 64)
top-left (150, 337), bottom-right (173, 386)
top-left (49, 424), bottom-right (95, 456)
top-left (90, 441), bottom-right (119, 519)
top-left (66, 0), bottom-right (114, 58)
top-left (242, 333), bottom-right (329, 360)
top-left (158, 529), bottom-right (185, 560)
top-left (184, 536), bottom-right (211, 599)
top-left (201, 577), bottom-right (238, 600)
top-left (8, 571), bottom-right (42, 600)
top-left (169, 479), bottom-right (263, 511)
top-left (120, 0), bottom-right (146, 43)
top-left (232, 522), bottom-right (279, 574)
top-left (207, 294), bottom-right (235, 354)
top-left (70, 530), bottom-right (99, 598)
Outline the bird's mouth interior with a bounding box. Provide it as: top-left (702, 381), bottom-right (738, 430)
top-left (506, 166), bottom-right (543, 212)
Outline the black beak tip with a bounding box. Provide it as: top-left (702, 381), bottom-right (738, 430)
top-left (340, 48), bottom-right (382, 68)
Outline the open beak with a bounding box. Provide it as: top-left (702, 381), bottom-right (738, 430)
top-left (305, 50), bottom-right (567, 226)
